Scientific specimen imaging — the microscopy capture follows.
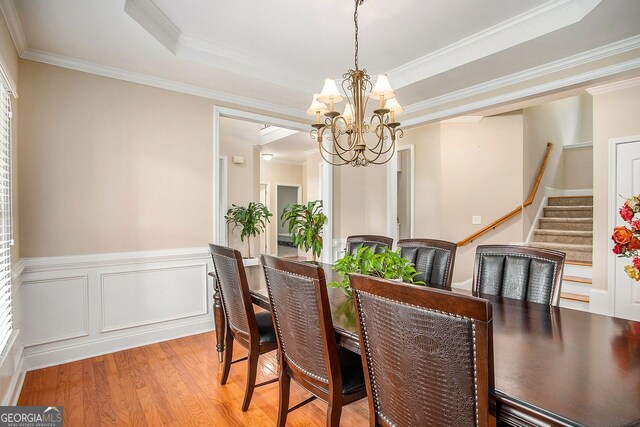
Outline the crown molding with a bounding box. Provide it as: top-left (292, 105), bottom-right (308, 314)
top-left (122, 0), bottom-right (315, 92)
top-left (177, 34), bottom-right (316, 93)
top-left (21, 49), bottom-right (310, 121)
top-left (403, 35), bottom-right (640, 116)
top-left (388, 0), bottom-right (603, 88)
top-left (402, 57), bottom-right (640, 127)
top-left (442, 116), bottom-right (483, 123)
top-left (0, 0), bottom-right (26, 56)
top-left (586, 76), bottom-right (640, 95)
top-left (124, 0), bottom-right (180, 54)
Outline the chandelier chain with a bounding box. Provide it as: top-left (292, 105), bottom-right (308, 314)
top-left (354, 0), bottom-right (364, 70)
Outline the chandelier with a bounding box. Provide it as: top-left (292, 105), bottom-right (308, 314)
top-left (306, 0), bottom-right (403, 167)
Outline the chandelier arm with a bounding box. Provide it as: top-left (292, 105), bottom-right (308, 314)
top-left (329, 118), bottom-right (357, 153)
top-left (318, 145), bottom-right (350, 166)
top-left (321, 139), bottom-right (357, 165)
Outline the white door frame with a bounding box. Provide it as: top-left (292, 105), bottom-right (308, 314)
top-left (218, 156), bottom-right (228, 246)
top-left (320, 161), bottom-right (333, 264)
top-left (212, 106), bottom-right (311, 245)
top-left (607, 134), bottom-right (640, 318)
top-left (275, 183), bottom-right (302, 257)
top-left (259, 182), bottom-right (270, 254)
top-left (386, 144), bottom-right (415, 243)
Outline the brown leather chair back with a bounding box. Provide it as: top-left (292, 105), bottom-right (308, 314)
top-left (209, 244), bottom-right (258, 344)
top-left (473, 245), bottom-right (565, 306)
top-left (398, 238), bottom-right (457, 290)
top-left (351, 274), bottom-right (494, 427)
top-left (346, 235), bottom-right (393, 255)
top-left (261, 255), bottom-right (341, 394)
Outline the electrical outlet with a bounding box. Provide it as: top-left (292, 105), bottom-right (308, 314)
top-left (472, 216), bottom-right (482, 225)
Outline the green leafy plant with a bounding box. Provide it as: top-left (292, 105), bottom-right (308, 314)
top-left (328, 246), bottom-right (423, 297)
top-left (280, 200), bottom-right (327, 262)
top-left (225, 202), bottom-right (272, 258)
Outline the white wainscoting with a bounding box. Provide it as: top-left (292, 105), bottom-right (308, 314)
top-left (17, 247), bottom-right (214, 371)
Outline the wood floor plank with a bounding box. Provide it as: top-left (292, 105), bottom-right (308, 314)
top-left (18, 332), bottom-right (370, 426)
top-left (81, 358), bottom-right (100, 427)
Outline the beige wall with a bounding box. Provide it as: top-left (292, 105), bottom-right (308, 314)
top-left (563, 146), bottom-right (593, 189)
top-left (400, 124), bottom-right (441, 238)
top-left (304, 152), bottom-right (322, 203)
top-left (440, 114), bottom-right (524, 281)
top-left (333, 160), bottom-right (387, 239)
top-left (333, 114), bottom-right (524, 281)
top-left (259, 159), bottom-right (304, 255)
top-left (522, 94), bottom-right (593, 236)
top-left (19, 60), bottom-right (215, 257)
top-left (592, 85), bottom-right (640, 291)
top-left (219, 117), bottom-right (261, 256)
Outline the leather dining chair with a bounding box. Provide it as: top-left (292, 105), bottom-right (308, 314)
top-left (208, 244), bottom-right (278, 412)
top-left (397, 238), bottom-right (457, 290)
top-left (350, 273), bottom-right (495, 427)
top-left (346, 235), bottom-right (393, 255)
top-left (261, 255), bottom-right (367, 427)
top-left (473, 244), bottom-right (566, 306)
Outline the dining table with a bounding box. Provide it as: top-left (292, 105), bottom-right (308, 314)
top-left (209, 263), bottom-right (640, 427)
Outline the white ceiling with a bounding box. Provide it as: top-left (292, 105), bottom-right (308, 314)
top-left (261, 132), bottom-right (315, 164)
top-left (6, 0), bottom-right (640, 124)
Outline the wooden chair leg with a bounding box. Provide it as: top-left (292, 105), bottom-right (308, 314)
top-left (277, 372), bottom-right (290, 427)
top-left (326, 401), bottom-right (342, 427)
top-left (241, 349), bottom-right (259, 412)
top-left (220, 332), bottom-right (234, 385)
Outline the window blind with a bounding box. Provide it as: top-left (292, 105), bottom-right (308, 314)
top-left (0, 81), bottom-right (13, 355)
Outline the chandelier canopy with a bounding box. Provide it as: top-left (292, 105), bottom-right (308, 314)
top-left (307, 0), bottom-right (403, 167)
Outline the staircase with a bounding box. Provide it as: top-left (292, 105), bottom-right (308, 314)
top-left (530, 196), bottom-right (593, 263)
top-left (529, 195), bottom-right (593, 310)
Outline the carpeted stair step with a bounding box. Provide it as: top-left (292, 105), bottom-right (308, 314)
top-left (543, 206), bottom-right (592, 219)
top-left (533, 229), bottom-right (593, 245)
top-left (528, 242), bottom-right (592, 263)
top-left (547, 196), bottom-right (593, 207)
top-left (538, 218), bottom-right (592, 231)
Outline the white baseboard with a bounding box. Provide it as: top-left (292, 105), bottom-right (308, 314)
top-left (4, 353), bottom-right (25, 405)
top-left (23, 317), bottom-right (213, 371)
top-left (589, 289), bottom-right (611, 316)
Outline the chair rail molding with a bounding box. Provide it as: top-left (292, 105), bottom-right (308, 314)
top-left (15, 247), bottom-right (214, 371)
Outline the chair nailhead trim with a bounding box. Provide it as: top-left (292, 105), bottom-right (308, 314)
top-left (355, 289), bottom-right (479, 426)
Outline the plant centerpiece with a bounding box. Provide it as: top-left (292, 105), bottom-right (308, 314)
top-left (225, 202), bottom-right (272, 259)
top-left (328, 246), bottom-right (423, 297)
top-left (612, 194), bottom-right (640, 281)
top-left (280, 200), bottom-right (327, 262)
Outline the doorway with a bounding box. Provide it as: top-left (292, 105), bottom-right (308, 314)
top-left (610, 135), bottom-right (640, 321)
top-left (397, 148), bottom-right (413, 240)
top-left (276, 184), bottom-right (301, 257)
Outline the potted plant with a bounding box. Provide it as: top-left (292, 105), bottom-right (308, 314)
top-left (225, 202), bottom-right (273, 260)
top-left (280, 200), bottom-right (327, 263)
top-left (328, 246), bottom-right (423, 297)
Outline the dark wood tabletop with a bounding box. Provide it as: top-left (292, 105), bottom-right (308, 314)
top-left (211, 263), bottom-right (640, 426)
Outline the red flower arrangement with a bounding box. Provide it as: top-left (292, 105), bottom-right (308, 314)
top-left (612, 195), bottom-right (640, 281)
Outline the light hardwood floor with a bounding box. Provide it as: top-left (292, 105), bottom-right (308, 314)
top-left (18, 332), bottom-right (370, 426)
